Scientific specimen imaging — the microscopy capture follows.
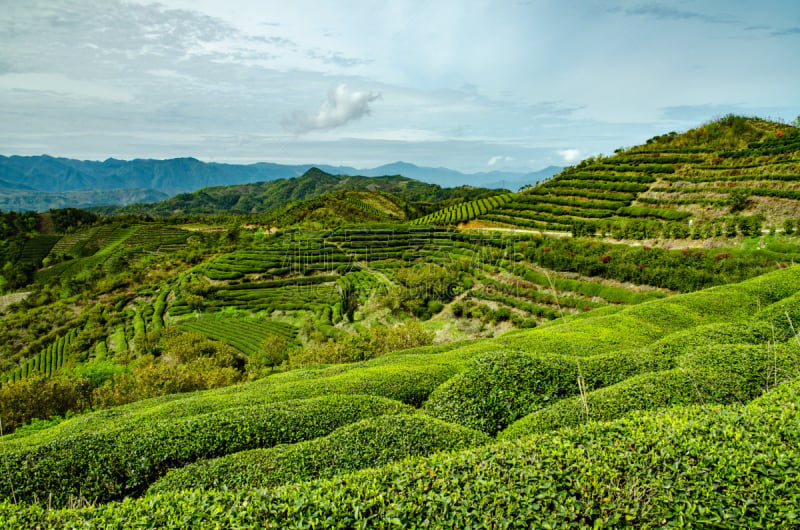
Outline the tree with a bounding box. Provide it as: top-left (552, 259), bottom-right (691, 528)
top-left (248, 336), bottom-right (290, 377)
top-left (728, 189), bottom-right (749, 213)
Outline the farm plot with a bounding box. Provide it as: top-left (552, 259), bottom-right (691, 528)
top-left (178, 316), bottom-right (298, 355)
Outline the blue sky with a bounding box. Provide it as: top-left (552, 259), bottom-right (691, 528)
top-left (0, 0), bottom-right (798, 174)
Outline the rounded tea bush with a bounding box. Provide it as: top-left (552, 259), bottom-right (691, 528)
top-left (149, 413), bottom-right (490, 493)
top-left (0, 394), bottom-right (414, 506)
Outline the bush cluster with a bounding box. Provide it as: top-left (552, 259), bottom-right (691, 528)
top-left (1, 394), bottom-right (413, 506)
top-left (5, 378), bottom-right (798, 528)
top-left (149, 413), bottom-right (489, 493)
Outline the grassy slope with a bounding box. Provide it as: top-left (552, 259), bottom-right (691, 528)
top-left (1, 266), bottom-right (799, 527)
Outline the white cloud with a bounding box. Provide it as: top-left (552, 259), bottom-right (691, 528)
top-left (557, 148), bottom-right (581, 164)
top-left (282, 84), bottom-right (380, 134)
top-left (488, 155), bottom-right (513, 166)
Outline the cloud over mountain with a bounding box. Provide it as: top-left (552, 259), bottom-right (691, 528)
top-left (283, 84), bottom-right (380, 134)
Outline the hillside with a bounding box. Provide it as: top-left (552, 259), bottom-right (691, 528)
top-left (417, 116), bottom-right (800, 240)
top-left (88, 168), bottom-right (507, 217)
top-left (1, 265), bottom-right (799, 527)
top-left (2, 212), bottom-right (799, 426)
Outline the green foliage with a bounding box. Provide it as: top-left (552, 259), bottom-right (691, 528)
top-left (91, 330), bottom-right (246, 408)
top-left (148, 414), bottom-right (489, 493)
top-left (90, 168), bottom-right (506, 218)
top-left (178, 315), bottom-right (298, 356)
top-left (0, 394), bottom-right (413, 506)
top-left (68, 359), bottom-right (129, 386)
top-left (0, 375), bottom-right (94, 433)
top-left (481, 116), bottom-right (800, 237)
top-left (247, 335), bottom-right (291, 377)
top-left (729, 188), bottom-right (750, 213)
top-left (289, 321), bottom-right (434, 367)
top-left (616, 205), bottom-right (691, 220)
top-left (378, 263), bottom-right (461, 318)
top-left (503, 342), bottom-right (799, 437)
top-left (424, 351), bottom-right (580, 434)
top-left (6, 378), bottom-right (799, 528)
top-left (412, 193), bottom-right (513, 225)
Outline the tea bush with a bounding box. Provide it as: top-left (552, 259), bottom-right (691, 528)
top-left (0, 394), bottom-right (413, 506)
top-left (5, 377), bottom-right (798, 528)
top-left (149, 414), bottom-right (489, 493)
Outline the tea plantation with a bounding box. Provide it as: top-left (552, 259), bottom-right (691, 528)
top-left (0, 266), bottom-right (799, 527)
top-left (1, 116), bottom-right (799, 527)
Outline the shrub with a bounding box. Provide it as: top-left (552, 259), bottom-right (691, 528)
top-left (424, 346), bottom-right (674, 435)
top-left (7, 378), bottom-right (800, 528)
top-left (0, 375), bottom-right (94, 434)
top-left (424, 351), bottom-right (579, 435)
top-left (289, 321), bottom-right (434, 367)
top-left (149, 414), bottom-right (489, 493)
top-left (502, 342), bottom-right (799, 438)
top-left (0, 394), bottom-right (413, 506)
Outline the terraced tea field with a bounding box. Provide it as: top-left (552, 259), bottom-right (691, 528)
top-left (418, 118), bottom-right (800, 238)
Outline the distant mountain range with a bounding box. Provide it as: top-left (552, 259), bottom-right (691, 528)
top-left (0, 154), bottom-right (560, 212)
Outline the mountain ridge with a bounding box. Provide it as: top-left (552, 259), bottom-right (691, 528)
top-left (87, 167), bottom-right (508, 218)
top-left (0, 155), bottom-right (560, 211)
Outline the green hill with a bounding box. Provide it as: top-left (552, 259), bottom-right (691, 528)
top-left (418, 116), bottom-right (800, 239)
top-left (4, 215), bottom-right (797, 430)
top-left (89, 168), bottom-right (507, 218)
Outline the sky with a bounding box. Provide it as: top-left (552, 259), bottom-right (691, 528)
top-left (1, 0), bottom-right (798, 174)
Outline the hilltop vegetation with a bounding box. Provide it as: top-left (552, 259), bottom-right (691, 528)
top-left (88, 167), bottom-right (506, 219)
top-left (1, 116), bottom-right (799, 527)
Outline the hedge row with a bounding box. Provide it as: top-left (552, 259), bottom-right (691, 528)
top-left (514, 193), bottom-right (629, 210)
top-left (5, 343), bottom-right (482, 453)
top-left (178, 317), bottom-right (298, 355)
top-left (7, 378), bottom-right (798, 528)
top-left (526, 187), bottom-right (637, 202)
top-left (423, 346), bottom-right (675, 435)
top-left (501, 200), bottom-right (617, 219)
top-left (502, 342), bottom-right (799, 437)
top-left (480, 213), bottom-right (570, 232)
top-left (0, 331), bottom-right (76, 384)
top-left (0, 394), bottom-right (414, 506)
top-left (499, 290), bottom-right (800, 437)
top-left (545, 180), bottom-right (650, 193)
top-left (489, 207), bottom-right (578, 226)
top-left (556, 172), bottom-right (657, 184)
top-left (637, 196), bottom-right (730, 207)
top-left (601, 155), bottom-right (704, 165)
top-left (505, 263), bottom-right (663, 305)
top-left (660, 173), bottom-right (800, 183)
top-left (411, 193), bottom-right (514, 225)
top-left (493, 266), bottom-right (800, 359)
top-left (148, 414), bottom-right (489, 493)
top-left (469, 290), bottom-right (560, 320)
top-left (475, 274), bottom-right (605, 311)
top-left (616, 205), bottom-right (692, 221)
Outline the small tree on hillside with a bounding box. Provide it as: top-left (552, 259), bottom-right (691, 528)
top-left (248, 335), bottom-right (290, 378)
top-left (728, 189), bottom-right (749, 213)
